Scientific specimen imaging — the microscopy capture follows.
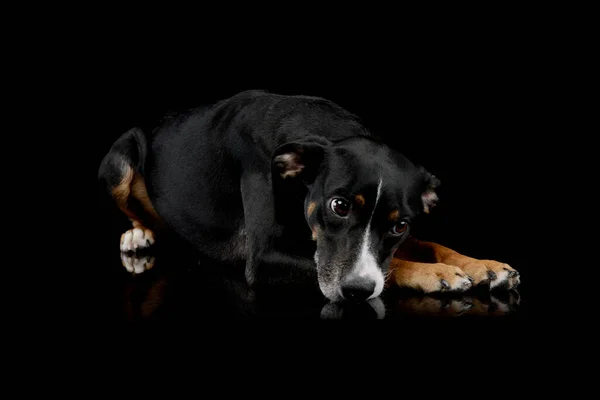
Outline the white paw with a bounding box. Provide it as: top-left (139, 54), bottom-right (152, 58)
top-left (121, 253), bottom-right (155, 275)
top-left (489, 263), bottom-right (520, 290)
top-left (490, 267), bottom-right (510, 289)
top-left (120, 227), bottom-right (155, 252)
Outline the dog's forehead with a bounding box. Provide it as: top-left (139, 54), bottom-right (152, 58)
top-left (327, 141), bottom-right (421, 191)
top-left (321, 140), bottom-right (425, 213)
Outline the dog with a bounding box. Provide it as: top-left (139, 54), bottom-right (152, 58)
top-left (98, 90), bottom-right (520, 303)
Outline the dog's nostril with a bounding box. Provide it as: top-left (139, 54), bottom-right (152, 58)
top-left (341, 280), bottom-right (376, 302)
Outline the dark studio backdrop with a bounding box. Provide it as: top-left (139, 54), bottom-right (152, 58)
top-left (76, 35), bottom-right (548, 326)
top-left (27, 5), bottom-right (592, 379)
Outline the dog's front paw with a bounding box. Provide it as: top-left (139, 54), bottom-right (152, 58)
top-left (485, 261), bottom-right (520, 290)
top-left (462, 260), bottom-right (520, 290)
top-left (121, 253), bottom-right (155, 275)
top-left (391, 261), bottom-right (473, 294)
top-left (120, 227), bottom-right (155, 253)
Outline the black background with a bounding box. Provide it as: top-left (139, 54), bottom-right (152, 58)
top-left (16, 6), bottom-right (591, 384)
top-left (56, 21), bottom-right (557, 328)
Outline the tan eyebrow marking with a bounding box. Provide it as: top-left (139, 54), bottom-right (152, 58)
top-left (355, 194), bottom-right (365, 206)
top-left (388, 210), bottom-right (400, 221)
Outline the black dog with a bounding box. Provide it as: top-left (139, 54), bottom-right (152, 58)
top-left (99, 90), bottom-right (519, 303)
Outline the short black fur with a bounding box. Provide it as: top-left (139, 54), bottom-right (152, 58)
top-left (98, 90), bottom-right (438, 302)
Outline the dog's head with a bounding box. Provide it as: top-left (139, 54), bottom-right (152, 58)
top-left (273, 136), bottom-right (440, 302)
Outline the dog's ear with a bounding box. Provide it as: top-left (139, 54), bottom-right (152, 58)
top-left (273, 137), bottom-right (330, 184)
top-left (420, 167), bottom-right (441, 214)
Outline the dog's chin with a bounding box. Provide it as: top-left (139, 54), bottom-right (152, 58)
top-left (315, 253), bottom-right (343, 302)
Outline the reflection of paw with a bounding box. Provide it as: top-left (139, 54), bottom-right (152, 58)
top-left (441, 297), bottom-right (474, 316)
top-left (397, 263), bottom-right (473, 293)
top-left (396, 296), bottom-right (474, 317)
top-left (466, 290), bottom-right (520, 316)
top-left (320, 298), bottom-right (385, 320)
top-left (121, 253), bottom-right (155, 275)
top-left (120, 227), bottom-right (155, 253)
top-left (461, 260), bottom-right (520, 290)
top-left (489, 290), bottom-right (521, 315)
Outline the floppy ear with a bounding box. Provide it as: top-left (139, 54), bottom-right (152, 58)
top-left (272, 137), bottom-right (330, 184)
top-left (420, 167), bottom-right (441, 214)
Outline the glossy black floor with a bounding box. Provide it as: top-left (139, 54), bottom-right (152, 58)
top-left (103, 248), bottom-right (526, 322)
top-left (89, 194), bottom-right (532, 323)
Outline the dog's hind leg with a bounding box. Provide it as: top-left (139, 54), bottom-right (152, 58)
top-left (114, 168), bottom-right (156, 253)
top-left (98, 127), bottom-right (161, 253)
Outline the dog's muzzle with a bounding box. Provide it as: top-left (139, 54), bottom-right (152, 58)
top-left (340, 275), bottom-right (377, 302)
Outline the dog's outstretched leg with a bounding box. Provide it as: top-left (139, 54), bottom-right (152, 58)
top-left (387, 258), bottom-right (474, 293)
top-left (391, 236), bottom-right (520, 292)
top-left (410, 238), bottom-right (519, 290)
top-left (99, 127), bottom-right (161, 253)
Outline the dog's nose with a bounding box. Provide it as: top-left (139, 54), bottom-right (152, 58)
top-left (341, 279), bottom-right (376, 302)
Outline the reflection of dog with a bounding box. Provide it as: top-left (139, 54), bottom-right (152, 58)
top-left (119, 253), bottom-right (520, 320)
top-left (390, 289), bottom-right (520, 318)
top-left (99, 90), bottom-right (519, 303)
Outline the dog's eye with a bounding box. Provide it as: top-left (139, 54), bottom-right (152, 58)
top-left (330, 198), bottom-right (350, 217)
top-left (390, 221), bottom-right (408, 236)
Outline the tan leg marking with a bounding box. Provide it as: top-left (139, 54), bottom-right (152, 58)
top-left (387, 258), bottom-right (472, 293)
top-left (131, 173), bottom-right (160, 221)
top-left (112, 164), bottom-right (135, 219)
top-left (112, 164), bottom-right (159, 252)
top-left (394, 237), bottom-right (520, 290)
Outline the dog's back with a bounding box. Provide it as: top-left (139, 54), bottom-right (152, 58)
top-left (100, 90), bottom-right (372, 260)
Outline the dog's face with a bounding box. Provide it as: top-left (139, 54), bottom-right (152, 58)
top-left (274, 136), bottom-right (439, 302)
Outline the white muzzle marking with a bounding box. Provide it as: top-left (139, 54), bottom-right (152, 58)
top-left (350, 178), bottom-right (385, 300)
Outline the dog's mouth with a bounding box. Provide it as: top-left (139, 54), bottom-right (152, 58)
top-left (318, 280), bottom-right (344, 303)
top-left (314, 245), bottom-right (387, 303)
